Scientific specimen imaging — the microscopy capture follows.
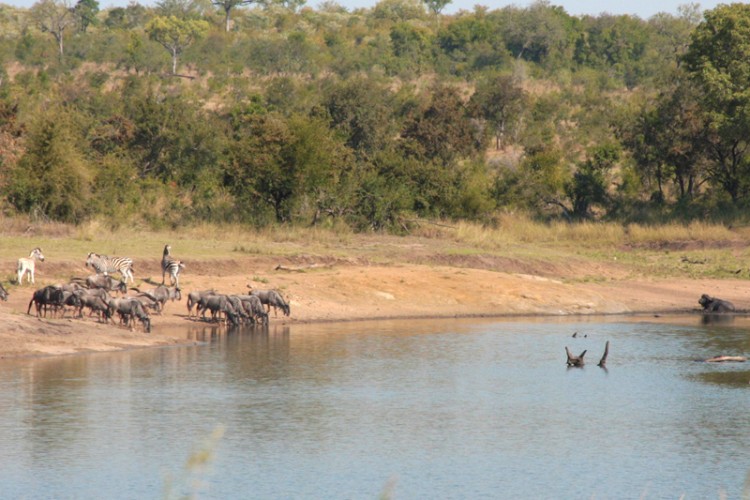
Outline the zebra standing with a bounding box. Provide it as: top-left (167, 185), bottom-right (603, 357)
top-left (17, 247), bottom-right (45, 285)
top-left (85, 252), bottom-right (135, 284)
top-left (161, 244), bottom-right (185, 287)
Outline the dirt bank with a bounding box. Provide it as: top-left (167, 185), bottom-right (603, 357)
top-left (1, 254), bottom-right (747, 359)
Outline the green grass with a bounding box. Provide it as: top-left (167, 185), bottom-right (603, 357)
top-left (1, 215), bottom-right (748, 282)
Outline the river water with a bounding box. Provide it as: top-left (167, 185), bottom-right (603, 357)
top-left (0, 316), bottom-right (749, 499)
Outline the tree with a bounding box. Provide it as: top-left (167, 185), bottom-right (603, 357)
top-left (73, 0), bottom-right (98, 33)
top-left (422, 0), bottom-right (450, 28)
top-left (389, 22), bottom-right (431, 74)
top-left (500, 1), bottom-right (573, 64)
top-left (683, 3), bottom-right (750, 202)
top-left (422, 0), bottom-right (450, 16)
top-left (5, 106), bottom-right (92, 222)
top-left (322, 76), bottom-right (397, 160)
top-left (145, 15), bottom-right (210, 74)
top-left (468, 73), bottom-right (527, 149)
top-left (401, 84), bottom-right (484, 163)
top-left (31, 0), bottom-right (76, 60)
top-left (104, 3), bottom-right (148, 29)
top-left (617, 78), bottom-right (707, 202)
top-left (212, 0), bottom-right (259, 32)
top-left (564, 144), bottom-right (618, 219)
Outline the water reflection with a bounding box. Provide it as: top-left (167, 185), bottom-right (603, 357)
top-left (694, 369), bottom-right (750, 388)
top-left (1, 316), bottom-right (750, 499)
top-left (700, 313), bottom-right (736, 325)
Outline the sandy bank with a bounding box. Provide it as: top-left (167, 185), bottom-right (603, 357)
top-left (1, 255), bottom-right (746, 359)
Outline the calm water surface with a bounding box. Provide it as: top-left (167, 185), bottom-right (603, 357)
top-left (1, 316), bottom-right (749, 499)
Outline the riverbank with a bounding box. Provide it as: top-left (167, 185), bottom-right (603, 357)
top-left (1, 251), bottom-right (748, 359)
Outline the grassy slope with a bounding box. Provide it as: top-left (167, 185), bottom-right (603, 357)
top-left (1, 216), bottom-right (749, 285)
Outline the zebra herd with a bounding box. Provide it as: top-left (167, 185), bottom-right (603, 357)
top-left (6, 243), bottom-right (291, 333)
top-left (84, 244), bottom-right (184, 287)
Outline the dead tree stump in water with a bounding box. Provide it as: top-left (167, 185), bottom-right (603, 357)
top-left (565, 347), bottom-right (586, 367)
top-left (598, 341), bottom-right (610, 368)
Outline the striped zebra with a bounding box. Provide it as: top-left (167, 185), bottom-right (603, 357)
top-left (17, 247), bottom-right (45, 285)
top-left (161, 244), bottom-right (185, 287)
top-left (85, 252), bottom-right (135, 284)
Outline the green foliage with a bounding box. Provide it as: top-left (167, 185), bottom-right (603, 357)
top-left (145, 15), bottom-right (210, 73)
top-left (683, 3), bottom-right (750, 202)
top-left (322, 75), bottom-right (396, 159)
top-left (468, 72), bottom-right (527, 148)
top-left (73, 0), bottom-right (99, 33)
top-left (401, 83), bottom-right (485, 163)
top-left (5, 106), bottom-right (92, 222)
top-left (564, 143), bottom-right (618, 219)
top-left (3, 1), bottom-right (750, 230)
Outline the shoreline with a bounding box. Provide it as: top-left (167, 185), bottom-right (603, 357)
top-left (1, 257), bottom-right (746, 359)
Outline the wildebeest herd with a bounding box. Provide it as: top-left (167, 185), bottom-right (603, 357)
top-left (5, 244), bottom-right (291, 334)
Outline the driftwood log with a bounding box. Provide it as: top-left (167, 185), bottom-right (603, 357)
top-left (274, 263), bottom-right (333, 272)
top-left (703, 355), bottom-right (747, 363)
top-left (565, 347), bottom-right (586, 367)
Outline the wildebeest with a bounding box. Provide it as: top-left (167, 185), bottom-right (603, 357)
top-left (249, 288), bottom-right (290, 317)
top-left (107, 297), bottom-right (151, 332)
top-left (699, 294), bottom-right (735, 313)
top-left (132, 285), bottom-right (181, 314)
top-left (27, 285), bottom-right (65, 317)
top-left (84, 274), bottom-right (128, 295)
top-left (58, 291), bottom-right (83, 318)
top-left (75, 290), bottom-right (112, 322)
top-left (235, 294), bottom-right (269, 325)
top-left (196, 294), bottom-right (241, 325)
top-left (187, 290), bottom-right (216, 318)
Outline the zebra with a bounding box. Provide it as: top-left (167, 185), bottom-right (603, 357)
top-left (17, 247), bottom-right (45, 285)
top-left (85, 252), bottom-right (135, 283)
top-left (161, 244), bottom-right (185, 287)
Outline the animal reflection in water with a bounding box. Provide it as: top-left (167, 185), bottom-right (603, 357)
top-left (698, 293), bottom-right (736, 325)
top-left (185, 324), bottom-right (287, 343)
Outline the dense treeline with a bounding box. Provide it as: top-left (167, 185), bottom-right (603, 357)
top-left (0, 0), bottom-right (749, 230)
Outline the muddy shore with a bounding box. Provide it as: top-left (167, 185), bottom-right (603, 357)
top-left (1, 255), bottom-right (746, 359)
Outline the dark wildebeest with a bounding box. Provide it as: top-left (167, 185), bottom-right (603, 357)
top-left (699, 294), bottom-right (735, 313)
top-left (187, 290), bottom-right (216, 318)
top-left (58, 291), bottom-right (83, 318)
top-left (249, 288), bottom-right (290, 317)
top-left (27, 285), bottom-right (65, 317)
top-left (236, 294), bottom-right (269, 325)
top-left (107, 297), bottom-right (151, 332)
top-left (75, 290), bottom-right (112, 322)
top-left (196, 294), bottom-right (241, 325)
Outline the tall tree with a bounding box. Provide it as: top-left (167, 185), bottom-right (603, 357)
top-left (468, 73), bottom-right (527, 149)
top-left (73, 0), bottom-right (98, 33)
top-left (323, 76), bottom-right (396, 160)
top-left (5, 106), bottom-right (92, 222)
top-left (422, 0), bottom-right (450, 27)
top-left (401, 84), bottom-right (483, 163)
top-left (145, 15), bottom-right (210, 74)
top-left (31, 0), bottom-right (76, 60)
top-left (683, 3), bottom-right (750, 201)
top-left (617, 78), bottom-right (707, 202)
top-left (422, 0), bottom-right (450, 16)
top-left (212, 0), bottom-right (258, 32)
